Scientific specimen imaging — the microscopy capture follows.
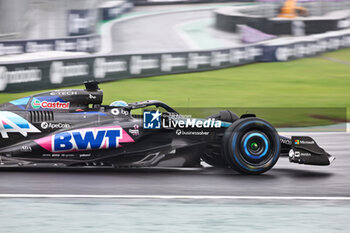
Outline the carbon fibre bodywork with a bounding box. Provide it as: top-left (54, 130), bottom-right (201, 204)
top-left (0, 82), bottom-right (334, 173)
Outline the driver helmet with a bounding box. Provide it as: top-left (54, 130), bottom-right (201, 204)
top-left (110, 100), bottom-right (128, 107)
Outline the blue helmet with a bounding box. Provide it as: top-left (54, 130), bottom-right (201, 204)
top-left (110, 100), bottom-right (128, 107)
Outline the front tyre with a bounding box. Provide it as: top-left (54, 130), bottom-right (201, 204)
top-left (222, 118), bottom-right (280, 175)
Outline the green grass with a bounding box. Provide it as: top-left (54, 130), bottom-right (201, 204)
top-left (1, 48), bottom-right (349, 127)
top-left (325, 48), bottom-right (350, 63)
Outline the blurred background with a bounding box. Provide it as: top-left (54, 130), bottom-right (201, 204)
top-left (1, 0), bottom-right (349, 39)
top-left (0, 0), bottom-right (100, 40)
top-left (0, 0), bottom-right (349, 126)
top-left (0, 1), bottom-right (350, 232)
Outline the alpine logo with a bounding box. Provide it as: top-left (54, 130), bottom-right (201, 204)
top-left (31, 100), bottom-right (70, 109)
top-left (35, 126), bottom-right (134, 153)
top-left (0, 111), bottom-right (41, 138)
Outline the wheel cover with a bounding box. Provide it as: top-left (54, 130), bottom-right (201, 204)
top-left (242, 132), bottom-right (269, 159)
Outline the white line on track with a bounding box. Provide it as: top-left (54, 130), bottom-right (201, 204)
top-left (173, 21), bottom-right (201, 50)
top-left (0, 194), bottom-right (350, 200)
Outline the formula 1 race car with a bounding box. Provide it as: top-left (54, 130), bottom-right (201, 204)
top-left (0, 81), bottom-right (334, 174)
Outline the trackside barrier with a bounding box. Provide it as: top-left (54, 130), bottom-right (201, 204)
top-left (99, 0), bottom-right (134, 21)
top-left (260, 30), bottom-right (350, 61)
top-left (133, 0), bottom-right (252, 5)
top-left (0, 35), bottom-right (101, 56)
top-left (0, 46), bottom-right (261, 92)
top-left (0, 29), bottom-right (350, 93)
top-left (215, 5), bottom-right (350, 36)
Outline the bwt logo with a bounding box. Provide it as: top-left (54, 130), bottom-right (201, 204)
top-left (143, 110), bottom-right (161, 129)
top-left (53, 129), bottom-right (122, 152)
top-left (35, 126), bottom-right (135, 152)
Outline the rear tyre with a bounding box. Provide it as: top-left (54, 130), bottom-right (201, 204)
top-left (222, 117), bottom-right (280, 174)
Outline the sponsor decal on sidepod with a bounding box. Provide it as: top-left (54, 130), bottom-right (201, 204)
top-left (0, 111), bottom-right (40, 138)
top-left (41, 122), bottom-right (70, 129)
top-left (31, 100), bottom-right (70, 110)
top-left (35, 126), bottom-right (134, 153)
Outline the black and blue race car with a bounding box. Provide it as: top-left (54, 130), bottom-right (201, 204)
top-left (0, 81), bottom-right (334, 174)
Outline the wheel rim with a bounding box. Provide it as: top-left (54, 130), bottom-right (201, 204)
top-left (242, 132), bottom-right (269, 160)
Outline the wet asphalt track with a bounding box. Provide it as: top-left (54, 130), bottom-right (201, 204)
top-left (110, 6), bottom-right (242, 54)
top-left (111, 10), bottom-right (211, 53)
top-left (0, 132), bottom-right (349, 196)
